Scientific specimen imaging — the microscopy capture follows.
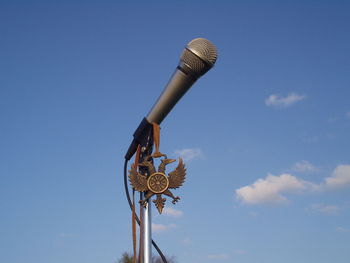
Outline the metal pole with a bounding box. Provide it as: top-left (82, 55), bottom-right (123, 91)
top-left (142, 197), bottom-right (152, 263)
top-left (138, 128), bottom-right (154, 263)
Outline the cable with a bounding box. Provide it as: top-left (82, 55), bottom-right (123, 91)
top-left (123, 158), bottom-right (168, 263)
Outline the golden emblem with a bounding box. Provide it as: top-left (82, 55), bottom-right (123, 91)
top-left (128, 156), bottom-right (186, 214)
top-left (147, 173), bottom-right (169, 193)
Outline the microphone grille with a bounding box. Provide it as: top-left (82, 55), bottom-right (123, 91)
top-left (180, 38), bottom-right (218, 77)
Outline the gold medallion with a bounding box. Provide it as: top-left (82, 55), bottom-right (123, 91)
top-left (128, 156), bottom-right (186, 214)
top-left (147, 172), bottom-right (169, 194)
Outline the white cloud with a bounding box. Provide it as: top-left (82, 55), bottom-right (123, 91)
top-left (59, 233), bottom-right (76, 238)
top-left (174, 148), bottom-right (203, 161)
top-left (323, 165), bottom-right (350, 189)
top-left (302, 135), bottom-right (319, 143)
top-left (233, 249), bottom-right (247, 255)
top-left (248, 211), bottom-right (259, 217)
top-left (292, 160), bottom-right (318, 173)
top-left (265, 93), bottom-right (306, 108)
top-left (162, 207), bottom-right (183, 217)
top-left (236, 173), bottom-right (310, 204)
top-left (309, 204), bottom-right (339, 215)
top-left (327, 116), bottom-right (341, 123)
top-left (181, 237), bottom-right (192, 246)
top-left (235, 164), bottom-right (350, 205)
top-left (152, 223), bottom-right (176, 233)
top-left (336, 226), bottom-right (349, 233)
top-left (208, 254), bottom-right (229, 260)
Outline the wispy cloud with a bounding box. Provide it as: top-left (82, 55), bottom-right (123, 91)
top-left (152, 223), bottom-right (176, 233)
top-left (292, 160), bottom-right (318, 173)
top-left (181, 237), bottom-right (192, 246)
top-left (236, 173), bottom-right (312, 204)
top-left (302, 135), bottom-right (319, 143)
top-left (336, 226), bottom-right (349, 233)
top-left (265, 93), bottom-right (306, 108)
top-left (59, 233), bottom-right (76, 238)
top-left (248, 211), bottom-right (259, 217)
top-left (233, 249), bottom-right (247, 255)
top-left (309, 204), bottom-right (339, 215)
top-left (323, 165), bottom-right (350, 189)
top-left (235, 164), bottom-right (350, 205)
top-left (208, 253), bottom-right (229, 260)
top-left (327, 116), bottom-right (341, 123)
top-left (328, 112), bottom-right (350, 123)
top-left (174, 148), bottom-right (203, 161)
top-left (162, 207), bottom-right (183, 217)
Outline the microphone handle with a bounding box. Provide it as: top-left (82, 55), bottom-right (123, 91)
top-left (146, 67), bottom-right (196, 124)
top-left (124, 67), bottom-right (197, 160)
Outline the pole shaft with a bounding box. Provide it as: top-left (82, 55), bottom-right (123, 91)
top-left (142, 198), bottom-right (152, 263)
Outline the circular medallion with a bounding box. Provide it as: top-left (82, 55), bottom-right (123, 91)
top-left (147, 172), bottom-right (169, 194)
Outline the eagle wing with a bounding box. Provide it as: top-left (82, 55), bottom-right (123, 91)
top-left (128, 166), bottom-right (148, 192)
top-left (168, 158), bottom-right (186, 189)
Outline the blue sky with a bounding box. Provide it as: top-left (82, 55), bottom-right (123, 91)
top-left (1, 1), bottom-right (350, 262)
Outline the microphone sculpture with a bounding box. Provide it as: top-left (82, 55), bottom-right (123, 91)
top-left (125, 38), bottom-right (218, 160)
top-left (147, 38), bottom-right (218, 124)
top-left (124, 38), bottom-right (217, 263)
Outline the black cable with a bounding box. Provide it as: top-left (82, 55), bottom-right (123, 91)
top-left (123, 158), bottom-right (168, 263)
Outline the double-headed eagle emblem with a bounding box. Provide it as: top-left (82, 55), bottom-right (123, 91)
top-left (129, 156), bottom-right (186, 214)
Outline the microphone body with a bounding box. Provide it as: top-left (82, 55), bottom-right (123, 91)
top-left (146, 67), bottom-right (196, 124)
top-left (125, 38), bottom-right (217, 160)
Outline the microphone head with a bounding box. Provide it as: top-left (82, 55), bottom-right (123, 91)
top-left (180, 38), bottom-right (218, 78)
